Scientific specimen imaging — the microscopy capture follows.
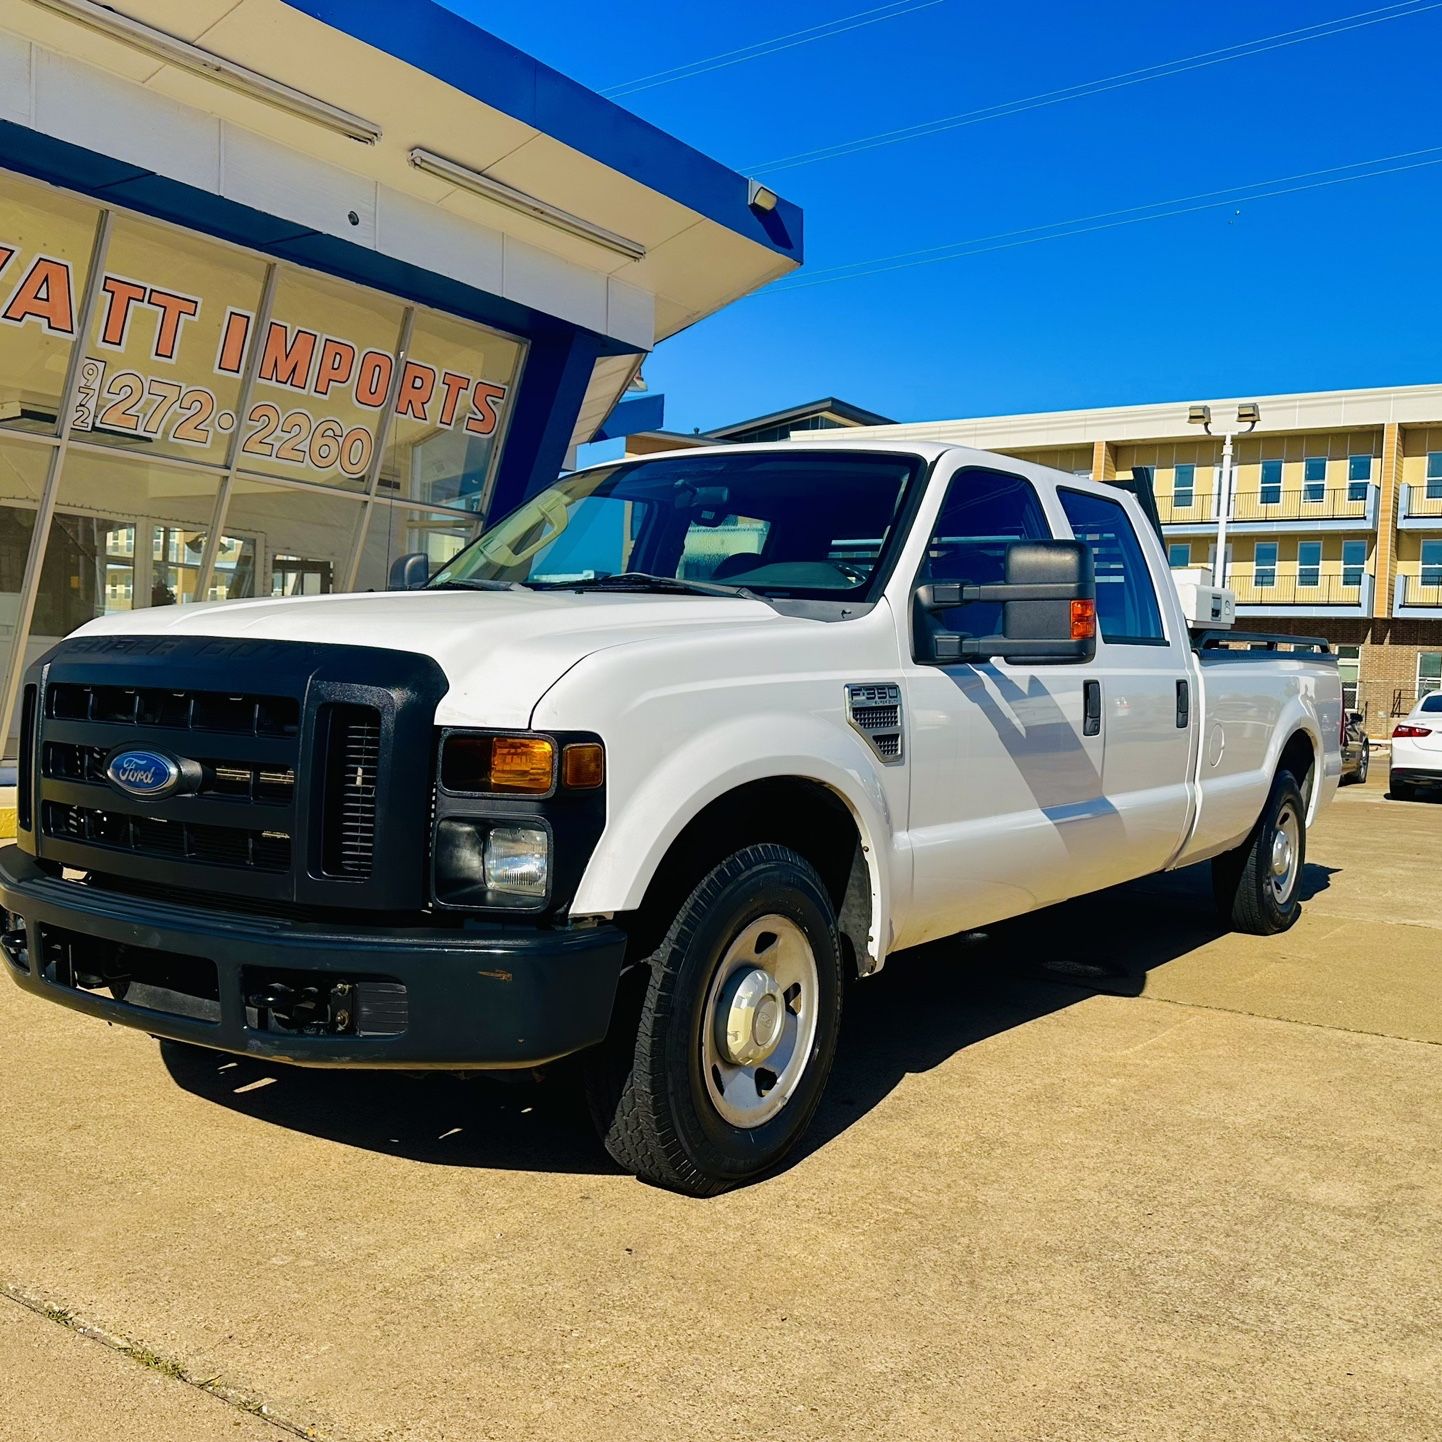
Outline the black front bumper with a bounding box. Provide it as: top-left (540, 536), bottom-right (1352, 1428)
top-left (0, 846), bottom-right (626, 1068)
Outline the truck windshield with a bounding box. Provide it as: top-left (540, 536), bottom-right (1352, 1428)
top-left (430, 451), bottom-right (922, 600)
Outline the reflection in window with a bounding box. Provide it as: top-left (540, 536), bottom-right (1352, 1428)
top-left (1259, 459), bottom-right (1282, 505)
top-left (1168, 542), bottom-right (1191, 567)
top-left (1059, 489), bottom-right (1165, 643)
top-left (1426, 452), bottom-right (1442, 502)
top-left (1254, 542), bottom-right (1278, 588)
top-left (1172, 463), bottom-right (1195, 508)
top-left (1422, 540), bottom-right (1442, 589)
top-left (1303, 456), bottom-right (1326, 503)
top-left (355, 504), bottom-right (474, 590)
top-left (1297, 541), bottom-right (1321, 588)
top-left (378, 309), bottom-right (525, 512)
top-left (0, 172), bottom-right (100, 437)
top-left (1347, 454), bottom-right (1372, 501)
top-left (213, 478), bottom-right (364, 601)
top-left (1342, 540), bottom-right (1366, 589)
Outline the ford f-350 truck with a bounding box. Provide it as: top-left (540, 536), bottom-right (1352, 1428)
top-left (1, 443), bottom-right (1341, 1194)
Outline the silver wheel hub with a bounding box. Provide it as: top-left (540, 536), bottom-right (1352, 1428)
top-left (701, 915), bottom-right (819, 1130)
top-left (1269, 804), bottom-right (1300, 902)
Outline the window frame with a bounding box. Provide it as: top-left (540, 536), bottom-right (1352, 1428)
top-left (1172, 462), bottom-right (1195, 509)
top-left (1259, 458), bottom-right (1283, 507)
top-left (1421, 539), bottom-right (1442, 589)
top-left (1303, 456), bottom-right (1326, 504)
top-left (1057, 485), bottom-right (1169, 647)
top-left (1417, 651), bottom-right (1442, 694)
top-left (1426, 451), bottom-right (1442, 502)
top-left (1297, 540), bottom-right (1322, 588)
top-left (1347, 454), bottom-right (1372, 502)
top-left (1254, 541), bottom-right (1278, 589)
top-left (1341, 539), bottom-right (1366, 589)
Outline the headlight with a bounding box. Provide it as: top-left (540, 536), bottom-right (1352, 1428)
top-left (484, 825), bottom-right (549, 899)
top-left (434, 819), bottom-right (550, 909)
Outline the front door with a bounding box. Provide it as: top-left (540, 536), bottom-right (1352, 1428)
top-left (900, 464), bottom-right (1111, 948)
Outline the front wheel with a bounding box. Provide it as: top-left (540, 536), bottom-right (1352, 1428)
top-left (585, 844), bottom-right (844, 1196)
top-left (1212, 770), bottom-right (1307, 935)
top-left (1357, 742), bottom-right (1370, 785)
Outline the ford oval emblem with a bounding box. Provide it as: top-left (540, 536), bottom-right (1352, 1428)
top-left (105, 748), bottom-right (181, 799)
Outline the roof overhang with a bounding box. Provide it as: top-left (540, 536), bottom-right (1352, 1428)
top-left (1, 0), bottom-right (802, 349)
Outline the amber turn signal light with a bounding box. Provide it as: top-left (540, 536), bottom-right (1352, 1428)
top-left (441, 734), bottom-right (555, 793)
top-left (1070, 598), bottom-right (1097, 640)
top-left (561, 742), bottom-right (605, 789)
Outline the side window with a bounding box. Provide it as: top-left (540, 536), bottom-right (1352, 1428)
top-left (921, 467), bottom-right (1049, 637)
top-left (1058, 489), bottom-right (1166, 645)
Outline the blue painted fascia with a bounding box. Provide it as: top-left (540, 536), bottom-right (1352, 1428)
top-left (592, 393), bottom-right (664, 442)
top-left (278, 0), bottom-right (802, 264)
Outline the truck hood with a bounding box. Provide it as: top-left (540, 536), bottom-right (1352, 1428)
top-left (71, 588), bottom-right (794, 727)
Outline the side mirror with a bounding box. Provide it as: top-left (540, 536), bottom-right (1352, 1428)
top-left (388, 552), bottom-right (431, 590)
top-left (913, 539), bottom-right (1097, 666)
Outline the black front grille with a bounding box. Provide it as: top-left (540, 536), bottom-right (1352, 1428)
top-left (42, 740), bottom-right (295, 803)
top-left (322, 705), bottom-right (381, 877)
top-left (47, 683), bottom-right (298, 736)
top-left (27, 637), bottom-right (447, 912)
top-left (43, 801), bottom-right (293, 872)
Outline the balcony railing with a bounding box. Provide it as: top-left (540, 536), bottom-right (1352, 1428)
top-left (1399, 484), bottom-right (1442, 524)
top-left (1157, 486), bottom-right (1375, 526)
top-left (1228, 573), bottom-right (1367, 607)
top-left (1394, 574), bottom-right (1442, 609)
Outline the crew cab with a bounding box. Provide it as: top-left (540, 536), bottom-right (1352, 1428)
top-left (1, 443), bottom-right (1342, 1194)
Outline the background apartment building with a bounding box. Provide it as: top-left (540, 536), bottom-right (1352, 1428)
top-left (804, 384), bottom-right (1442, 729)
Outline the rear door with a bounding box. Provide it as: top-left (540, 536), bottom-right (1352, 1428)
top-left (1056, 486), bottom-right (1195, 881)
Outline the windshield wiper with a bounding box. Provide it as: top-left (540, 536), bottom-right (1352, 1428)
top-left (534, 572), bottom-right (759, 600)
top-left (429, 578), bottom-right (530, 592)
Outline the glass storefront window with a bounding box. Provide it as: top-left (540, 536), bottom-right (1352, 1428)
top-left (70, 212), bottom-right (267, 467)
top-left (354, 503), bottom-right (476, 591)
top-left (238, 268), bottom-right (406, 491)
top-left (378, 309), bottom-right (525, 512)
top-left (0, 172), bottom-right (102, 437)
top-left (0, 443), bottom-right (51, 728)
top-left (211, 477), bottom-right (366, 601)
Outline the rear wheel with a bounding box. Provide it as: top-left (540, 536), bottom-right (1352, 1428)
top-left (585, 844), bottom-right (843, 1196)
top-left (1391, 776), bottom-right (1415, 801)
top-left (1212, 770), bottom-right (1306, 935)
top-left (1357, 742), bottom-right (1370, 784)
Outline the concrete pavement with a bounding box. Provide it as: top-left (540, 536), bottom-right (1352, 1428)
top-left (1, 775), bottom-right (1439, 1441)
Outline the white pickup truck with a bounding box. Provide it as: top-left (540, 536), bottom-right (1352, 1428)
top-left (2, 442), bottom-right (1341, 1194)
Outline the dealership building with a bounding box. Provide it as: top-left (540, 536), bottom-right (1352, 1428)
top-left (0, 0), bottom-right (801, 755)
top-left (806, 384), bottom-right (1442, 726)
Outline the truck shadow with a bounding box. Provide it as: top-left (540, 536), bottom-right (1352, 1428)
top-left (161, 858), bottom-right (1337, 1182)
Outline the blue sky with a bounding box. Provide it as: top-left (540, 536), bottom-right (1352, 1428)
top-left (446, 1), bottom-right (1442, 437)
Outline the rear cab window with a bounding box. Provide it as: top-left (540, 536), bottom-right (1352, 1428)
top-left (1058, 488), bottom-right (1168, 646)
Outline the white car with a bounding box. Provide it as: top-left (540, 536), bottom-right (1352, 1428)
top-left (1390, 691), bottom-right (1442, 799)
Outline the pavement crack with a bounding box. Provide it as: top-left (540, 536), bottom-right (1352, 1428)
top-left (1134, 993), bottom-right (1442, 1048)
top-left (1, 1281), bottom-right (331, 1440)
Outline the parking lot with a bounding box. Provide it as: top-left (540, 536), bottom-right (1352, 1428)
top-left (2, 775), bottom-right (1439, 1442)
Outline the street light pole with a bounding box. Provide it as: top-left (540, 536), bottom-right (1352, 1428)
top-left (1186, 402), bottom-right (1260, 589)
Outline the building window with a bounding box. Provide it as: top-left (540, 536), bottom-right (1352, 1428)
top-left (1426, 452), bottom-right (1442, 501)
top-left (1058, 488), bottom-right (1166, 644)
top-left (1254, 542), bottom-right (1278, 589)
top-left (1259, 458), bottom-right (1282, 506)
top-left (1342, 539), bottom-right (1366, 589)
top-left (1168, 542), bottom-right (1191, 567)
top-left (1347, 454), bottom-right (1372, 501)
top-left (1422, 539), bottom-right (1442, 589)
top-left (0, 168), bottom-right (530, 758)
top-left (1419, 652), bottom-right (1442, 698)
top-left (1298, 541), bottom-right (1321, 588)
top-left (1173, 463), bottom-right (1195, 508)
top-left (1303, 456), bottom-right (1326, 503)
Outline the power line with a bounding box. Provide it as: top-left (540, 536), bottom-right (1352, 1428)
top-left (758, 145), bottom-right (1442, 294)
top-left (748, 0), bottom-right (1442, 173)
top-left (602, 0), bottom-right (944, 99)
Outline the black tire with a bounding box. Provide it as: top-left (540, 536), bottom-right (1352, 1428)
top-left (585, 844), bottom-right (843, 1197)
top-left (1357, 743), bottom-right (1370, 785)
top-left (1212, 769), bottom-right (1307, 936)
top-left (1390, 777), bottom-right (1415, 801)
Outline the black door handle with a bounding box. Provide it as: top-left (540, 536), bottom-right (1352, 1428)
top-left (1083, 679), bottom-right (1101, 736)
top-left (1176, 678), bottom-right (1190, 728)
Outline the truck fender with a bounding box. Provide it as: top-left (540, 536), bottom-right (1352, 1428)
top-left (570, 713), bottom-right (898, 972)
top-left (1264, 704), bottom-right (1328, 823)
